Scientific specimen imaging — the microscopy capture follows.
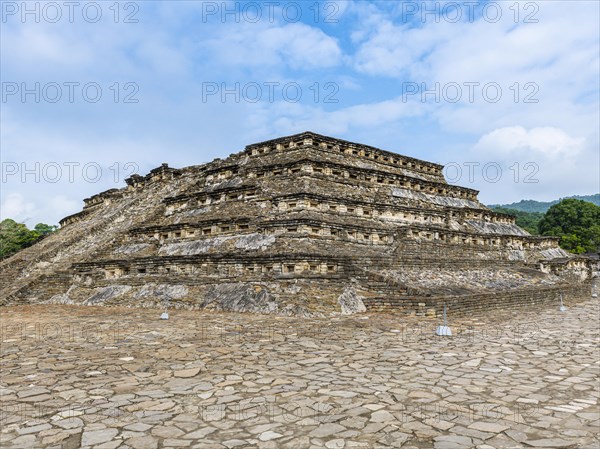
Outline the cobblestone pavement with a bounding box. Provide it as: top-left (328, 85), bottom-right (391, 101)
top-left (1, 299), bottom-right (598, 449)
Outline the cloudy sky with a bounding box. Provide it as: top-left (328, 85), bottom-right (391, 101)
top-left (1, 0), bottom-right (599, 226)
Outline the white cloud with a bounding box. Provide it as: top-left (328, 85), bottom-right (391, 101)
top-left (0, 191), bottom-right (82, 226)
top-left (447, 126), bottom-right (598, 204)
top-left (473, 126), bottom-right (585, 160)
top-left (351, 2), bottom-right (599, 83)
top-left (1, 193), bottom-right (35, 223)
top-left (242, 94), bottom-right (430, 139)
top-left (353, 20), bottom-right (447, 78)
top-left (48, 195), bottom-right (80, 221)
top-left (204, 21), bottom-right (342, 70)
top-left (349, 1), bottom-right (599, 137)
top-left (1, 24), bottom-right (92, 71)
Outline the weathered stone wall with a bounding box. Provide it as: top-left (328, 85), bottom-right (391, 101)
top-left (362, 282), bottom-right (593, 316)
top-left (1, 131), bottom-right (594, 315)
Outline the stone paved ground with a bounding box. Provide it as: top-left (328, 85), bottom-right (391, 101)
top-left (0, 299), bottom-right (598, 449)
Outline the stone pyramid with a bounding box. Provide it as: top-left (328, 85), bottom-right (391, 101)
top-left (0, 132), bottom-right (593, 315)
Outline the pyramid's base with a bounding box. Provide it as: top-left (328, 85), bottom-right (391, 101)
top-left (14, 278), bottom-right (594, 318)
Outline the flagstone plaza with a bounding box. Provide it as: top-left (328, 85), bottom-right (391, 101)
top-left (1, 299), bottom-right (598, 448)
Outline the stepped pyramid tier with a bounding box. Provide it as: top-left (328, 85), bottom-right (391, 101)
top-left (1, 132), bottom-right (594, 315)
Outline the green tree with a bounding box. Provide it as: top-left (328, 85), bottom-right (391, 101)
top-left (0, 219), bottom-right (38, 257)
top-left (0, 219), bottom-right (58, 258)
top-left (538, 199), bottom-right (600, 254)
top-left (34, 223), bottom-right (58, 236)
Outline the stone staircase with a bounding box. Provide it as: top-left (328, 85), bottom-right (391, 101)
top-left (1, 182), bottom-right (185, 305)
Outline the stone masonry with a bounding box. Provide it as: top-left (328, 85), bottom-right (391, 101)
top-left (0, 132), bottom-right (595, 315)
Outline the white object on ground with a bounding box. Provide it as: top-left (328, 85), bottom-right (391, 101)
top-left (435, 304), bottom-right (452, 336)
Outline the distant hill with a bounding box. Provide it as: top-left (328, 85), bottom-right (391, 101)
top-left (489, 194), bottom-right (599, 213)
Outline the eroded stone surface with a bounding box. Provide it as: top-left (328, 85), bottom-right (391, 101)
top-left (337, 288), bottom-right (367, 315)
top-left (0, 299), bottom-right (598, 448)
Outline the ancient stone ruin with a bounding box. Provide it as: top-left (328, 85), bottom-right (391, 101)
top-left (0, 132), bottom-right (594, 315)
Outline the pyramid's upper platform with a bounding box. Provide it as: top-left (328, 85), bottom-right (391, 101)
top-left (244, 131), bottom-right (443, 171)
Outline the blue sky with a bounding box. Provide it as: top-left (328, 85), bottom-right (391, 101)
top-left (1, 0), bottom-right (599, 226)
